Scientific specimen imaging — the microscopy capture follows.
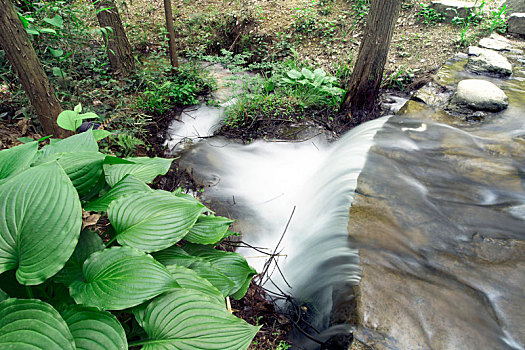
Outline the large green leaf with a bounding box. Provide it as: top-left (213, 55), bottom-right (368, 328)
top-left (57, 151), bottom-right (106, 197)
top-left (0, 162), bottom-right (82, 285)
top-left (169, 265), bottom-right (224, 305)
top-left (62, 305), bottom-right (128, 350)
top-left (54, 229), bottom-right (104, 286)
top-left (139, 290), bottom-right (259, 350)
top-left (183, 243), bottom-right (257, 299)
top-left (84, 174), bottom-right (152, 212)
top-left (0, 288), bottom-right (7, 302)
top-left (0, 298), bottom-right (75, 349)
top-left (0, 141), bottom-right (38, 180)
top-left (185, 215), bottom-right (234, 245)
top-left (37, 130), bottom-right (98, 162)
top-left (108, 192), bottom-right (204, 253)
top-left (103, 157), bottom-right (173, 186)
top-left (153, 246), bottom-right (236, 297)
top-left (69, 246), bottom-right (179, 310)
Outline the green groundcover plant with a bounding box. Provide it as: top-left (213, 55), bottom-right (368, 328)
top-left (0, 128), bottom-right (259, 349)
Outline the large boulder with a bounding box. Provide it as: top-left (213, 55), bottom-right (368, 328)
top-left (467, 46), bottom-right (513, 76)
top-left (508, 13), bottom-right (525, 36)
top-left (507, 0), bottom-right (525, 14)
top-left (431, 0), bottom-right (477, 21)
top-left (452, 79), bottom-right (508, 111)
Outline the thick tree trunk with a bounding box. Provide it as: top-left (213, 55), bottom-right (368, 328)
top-left (0, 0), bottom-right (67, 137)
top-left (341, 0), bottom-right (402, 123)
top-left (163, 0), bottom-right (179, 69)
top-left (93, 0), bottom-right (134, 76)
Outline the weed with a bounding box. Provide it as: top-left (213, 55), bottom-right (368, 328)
top-left (487, 5), bottom-right (507, 34)
top-left (418, 4), bottom-right (445, 24)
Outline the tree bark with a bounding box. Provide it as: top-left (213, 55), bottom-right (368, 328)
top-left (341, 0), bottom-right (402, 123)
top-left (163, 0), bottom-right (179, 69)
top-left (0, 0), bottom-right (67, 137)
top-left (93, 0), bottom-right (135, 77)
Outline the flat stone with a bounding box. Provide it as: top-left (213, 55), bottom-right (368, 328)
top-left (478, 33), bottom-right (512, 51)
top-left (452, 79), bottom-right (508, 111)
top-left (467, 46), bottom-right (513, 76)
top-left (508, 13), bottom-right (525, 36)
top-left (430, 1), bottom-right (477, 21)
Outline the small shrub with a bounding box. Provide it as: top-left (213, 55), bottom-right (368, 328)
top-left (418, 4), bottom-right (445, 24)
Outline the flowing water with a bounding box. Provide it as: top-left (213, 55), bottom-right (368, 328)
top-left (170, 47), bottom-right (525, 349)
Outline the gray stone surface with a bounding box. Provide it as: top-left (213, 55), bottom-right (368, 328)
top-left (478, 33), bottom-right (512, 51)
top-left (507, 0), bottom-right (525, 14)
top-left (467, 46), bottom-right (513, 76)
top-left (508, 13), bottom-right (525, 36)
top-left (431, 0), bottom-right (477, 21)
top-left (452, 79), bottom-right (508, 111)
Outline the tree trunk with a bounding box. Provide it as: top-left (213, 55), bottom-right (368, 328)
top-left (341, 0), bottom-right (402, 123)
top-left (0, 0), bottom-right (67, 137)
top-left (93, 0), bottom-right (135, 77)
top-left (163, 0), bottom-right (179, 69)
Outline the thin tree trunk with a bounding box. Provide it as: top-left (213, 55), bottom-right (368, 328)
top-left (93, 0), bottom-right (134, 77)
top-left (341, 0), bottom-right (402, 123)
top-left (163, 0), bottom-right (179, 69)
top-left (0, 0), bottom-right (67, 137)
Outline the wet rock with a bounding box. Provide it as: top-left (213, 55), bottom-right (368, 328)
top-left (412, 81), bottom-right (452, 107)
top-left (478, 33), bottom-right (512, 51)
top-left (508, 13), bottom-right (525, 36)
top-left (452, 79), bottom-right (508, 112)
top-left (467, 46), bottom-right (513, 76)
top-left (430, 1), bottom-right (477, 22)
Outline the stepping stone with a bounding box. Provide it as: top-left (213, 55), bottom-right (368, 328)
top-left (478, 34), bottom-right (512, 51)
top-left (452, 79), bottom-right (508, 112)
top-left (467, 46), bottom-right (512, 76)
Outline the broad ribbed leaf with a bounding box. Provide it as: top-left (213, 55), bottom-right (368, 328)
top-left (62, 305), bottom-right (127, 350)
top-left (140, 290), bottom-right (259, 350)
top-left (169, 265), bottom-right (224, 305)
top-left (0, 289), bottom-right (7, 302)
top-left (0, 162), bottom-right (82, 285)
top-left (69, 246), bottom-right (179, 310)
top-left (104, 157), bottom-right (173, 186)
top-left (54, 230), bottom-right (104, 286)
top-left (84, 174), bottom-right (152, 212)
top-left (0, 299), bottom-right (75, 349)
top-left (108, 192), bottom-right (204, 253)
top-left (185, 215), bottom-right (234, 245)
top-left (57, 152), bottom-right (105, 197)
top-left (0, 141), bottom-right (38, 180)
top-left (37, 131), bottom-right (98, 162)
top-left (183, 243), bottom-right (257, 299)
top-left (154, 246), bottom-right (235, 296)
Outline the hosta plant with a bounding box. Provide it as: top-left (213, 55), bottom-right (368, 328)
top-left (0, 130), bottom-right (258, 349)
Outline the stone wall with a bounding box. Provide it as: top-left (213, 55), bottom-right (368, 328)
top-left (507, 0), bottom-right (525, 14)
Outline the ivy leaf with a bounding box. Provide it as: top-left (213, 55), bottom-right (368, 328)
top-left (103, 156), bottom-right (173, 186)
top-left (61, 305), bottom-right (128, 350)
top-left (84, 174), bottom-right (152, 212)
top-left (0, 299), bottom-right (75, 349)
top-left (43, 15), bottom-right (64, 28)
top-left (139, 290), bottom-right (259, 350)
top-left (108, 191), bottom-right (204, 252)
top-left (54, 229), bottom-right (104, 286)
top-left (69, 246), bottom-right (179, 310)
top-left (49, 48), bottom-right (64, 57)
top-left (0, 162), bottom-right (81, 285)
top-left (184, 215), bottom-right (234, 245)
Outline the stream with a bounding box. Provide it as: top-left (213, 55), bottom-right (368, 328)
top-left (166, 39), bottom-right (525, 349)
